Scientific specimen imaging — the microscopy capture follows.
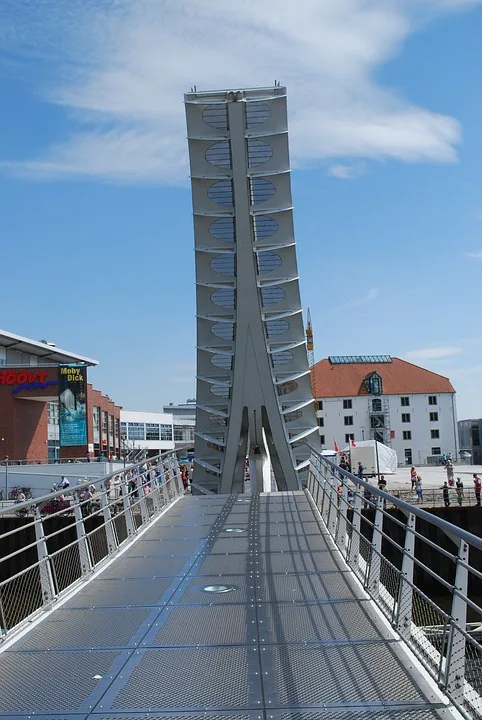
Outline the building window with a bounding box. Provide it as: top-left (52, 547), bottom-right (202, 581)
top-left (120, 422), bottom-right (127, 440)
top-left (429, 412), bottom-right (438, 422)
top-left (93, 406), bottom-right (100, 431)
top-left (432, 446), bottom-right (441, 456)
top-left (102, 411), bottom-right (108, 435)
top-left (400, 397), bottom-right (410, 407)
top-left (318, 417), bottom-right (324, 427)
top-left (404, 448), bottom-right (412, 464)
top-left (401, 413), bottom-right (410, 423)
top-left (108, 415), bottom-right (114, 444)
top-left (47, 402), bottom-right (59, 425)
top-left (343, 399), bottom-right (352, 409)
top-left (320, 435), bottom-right (325, 445)
top-left (344, 416), bottom-right (353, 426)
top-left (402, 431), bottom-right (411, 440)
top-left (372, 399), bottom-right (382, 412)
top-left (173, 425), bottom-right (194, 442)
top-left (345, 433), bottom-right (354, 442)
top-left (160, 424), bottom-right (173, 441)
top-left (364, 371), bottom-right (382, 395)
top-left (115, 419), bottom-right (120, 438)
top-left (128, 422), bottom-right (145, 441)
top-left (145, 423), bottom-right (160, 440)
top-left (317, 401), bottom-right (323, 411)
top-left (431, 429), bottom-right (440, 439)
top-left (428, 396), bottom-right (437, 406)
top-left (471, 425), bottom-right (481, 446)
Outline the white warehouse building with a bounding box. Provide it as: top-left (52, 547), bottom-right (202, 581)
top-left (313, 356), bottom-right (458, 466)
top-left (120, 410), bottom-right (195, 458)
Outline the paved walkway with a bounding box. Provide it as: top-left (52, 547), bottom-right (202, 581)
top-left (0, 492), bottom-right (455, 718)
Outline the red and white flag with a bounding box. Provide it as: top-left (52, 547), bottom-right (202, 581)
top-left (351, 439), bottom-right (356, 448)
top-left (334, 440), bottom-right (339, 453)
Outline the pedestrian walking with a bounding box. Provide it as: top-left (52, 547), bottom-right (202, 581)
top-left (410, 466), bottom-right (417, 491)
top-left (357, 462), bottom-right (364, 480)
top-left (456, 477), bottom-right (464, 506)
top-left (473, 474), bottom-right (482, 506)
top-left (415, 475), bottom-right (423, 503)
top-left (441, 481), bottom-right (450, 507)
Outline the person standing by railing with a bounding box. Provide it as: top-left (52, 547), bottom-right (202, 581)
top-left (415, 475), bottom-right (423, 503)
top-left (456, 477), bottom-right (464, 506)
top-left (441, 481), bottom-right (451, 507)
top-left (473, 474), bottom-right (482, 506)
top-left (410, 466), bottom-right (417, 491)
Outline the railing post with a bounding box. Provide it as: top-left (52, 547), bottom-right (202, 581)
top-left (445, 538), bottom-right (468, 705)
top-left (150, 476), bottom-right (161, 513)
top-left (324, 467), bottom-right (338, 534)
top-left (396, 511), bottom-right (416, 638)
top-left (137, 479), bottom-right (150, 524)
top-left (348, 486), bottom-right (362, 568)
top-left (169, 455), bottom-right (182, 495)
top-left (73, 501), bottom-right (93, 576)
top-left (366, 503), bottom-right (383, 599)
top-left (121, 477), bottom-right (136, 537)
top-left (336, 480), bottom-right (349, 556)
top-left (100, 490), bottom-right (118, 555)
top-left (33, 507), bottom-right (56, 604)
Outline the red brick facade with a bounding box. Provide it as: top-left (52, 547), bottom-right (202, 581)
top-left (0, 367), bottom-right (121, 463)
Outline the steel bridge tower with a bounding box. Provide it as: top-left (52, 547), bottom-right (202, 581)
top-left (185, 86), bottom-right (320, 493)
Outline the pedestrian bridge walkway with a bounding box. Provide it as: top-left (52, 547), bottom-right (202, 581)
top-left (0, 450), bottom-right (481, 719)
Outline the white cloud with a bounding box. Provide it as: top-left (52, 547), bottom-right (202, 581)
top-left (405, 346), bottom-right (462, 361)
top-left (327, 163), bottom-right (366, 180)
top-left (465, 251), bottom-right (482, 259)
top-left (338, 287), bottom-right (379, 310)
top-left (1, 0), bottom-right (480, 183)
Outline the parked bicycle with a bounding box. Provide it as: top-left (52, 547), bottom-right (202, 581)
top-left (15, 504), bottom-right (34, 518)
top-left (8, 487), bottom-right (32, 501)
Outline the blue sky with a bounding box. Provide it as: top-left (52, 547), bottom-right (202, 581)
top-left (0, 0), bottom-right (481, 419)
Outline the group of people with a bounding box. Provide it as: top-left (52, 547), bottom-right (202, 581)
top-left (410, 465), bottom-right (482, 506)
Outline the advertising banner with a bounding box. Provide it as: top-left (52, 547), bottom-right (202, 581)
top-left (59, 365), bottom-right (87, 446)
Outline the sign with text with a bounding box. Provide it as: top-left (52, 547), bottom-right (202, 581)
top-left (59, 365), bottom-right (87, 446)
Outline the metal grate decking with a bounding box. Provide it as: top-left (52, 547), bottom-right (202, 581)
top-left (0, 492), bottom-right (456, 719)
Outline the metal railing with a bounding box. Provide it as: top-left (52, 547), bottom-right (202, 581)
top-left (0, 450), bottom-right (185, 641)
top-left (388, 487), bottom-right (481, 509)
top-left (307, 447), bottom-right (482, 720)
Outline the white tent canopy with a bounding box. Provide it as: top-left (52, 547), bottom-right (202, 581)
top-left (343, 440), bottom-right (398, 475)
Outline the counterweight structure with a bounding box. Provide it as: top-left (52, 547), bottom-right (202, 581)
top-left (185, 86), bottom-right (320, 493)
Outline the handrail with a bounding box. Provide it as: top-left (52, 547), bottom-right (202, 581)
top-left (0, 449), bottom-right (175, 517)
top-left (320, 451), bottom-right (482, 552)
top-left (0, 449), bottom-right (186, 641)
top-left (307, 446), bottom-right (482, 719)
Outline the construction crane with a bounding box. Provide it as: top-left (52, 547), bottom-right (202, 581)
top-left (306, 308), bottom-right (316, 400)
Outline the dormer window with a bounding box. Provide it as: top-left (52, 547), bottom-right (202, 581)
top-left (364, 371), bottom-right (382, 396)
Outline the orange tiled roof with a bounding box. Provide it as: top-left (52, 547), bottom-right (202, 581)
top-left (313, 357), bottom-right (455, 398)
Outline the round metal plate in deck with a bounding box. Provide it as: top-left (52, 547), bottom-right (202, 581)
top-left (199, 584), bottom-right (236, 594)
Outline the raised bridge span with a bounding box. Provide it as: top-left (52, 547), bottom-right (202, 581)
top-left (0, 450), bottom-right (481, 719)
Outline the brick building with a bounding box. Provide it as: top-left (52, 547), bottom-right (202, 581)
top-left (0, 329), bottom-right (121, 463)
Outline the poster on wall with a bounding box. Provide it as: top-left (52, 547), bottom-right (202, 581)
top-left (59, 364), bottom-right (87, 446)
